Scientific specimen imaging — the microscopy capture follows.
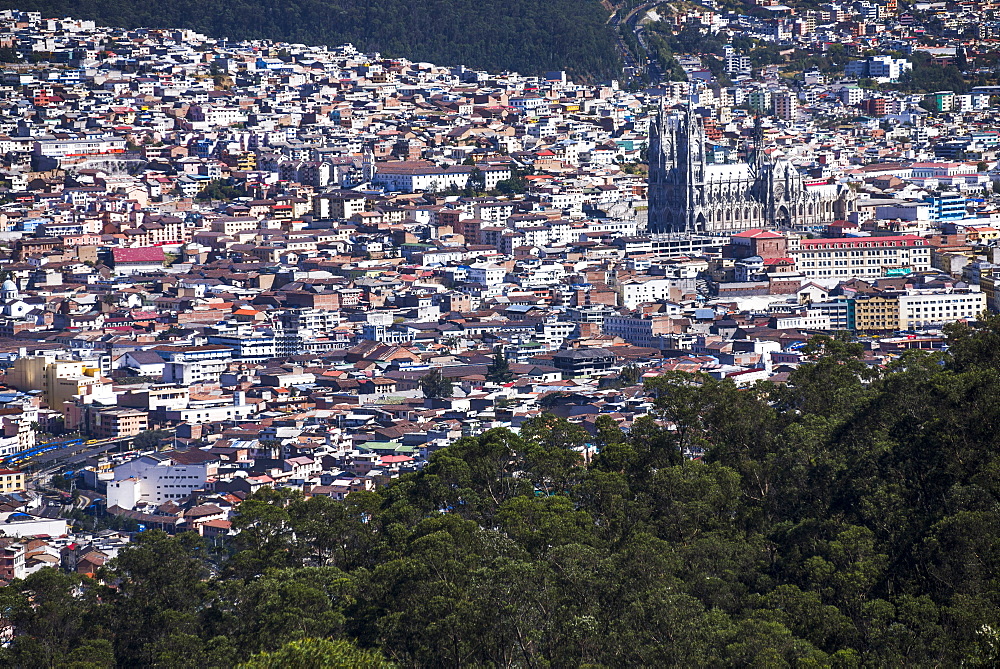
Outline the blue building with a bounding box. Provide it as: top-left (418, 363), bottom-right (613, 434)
top-left (927, 193), bottom-right (967, 221)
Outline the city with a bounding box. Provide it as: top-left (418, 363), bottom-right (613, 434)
top-left (0, 2), bottom-right (998, 665)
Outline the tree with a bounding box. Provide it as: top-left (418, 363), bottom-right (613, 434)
top-left (100, 531), bottom-right (212, 666)
top-left (133, 429), bottom-right (172, 450)
top-left (957, 47), bottom-right (968, 72)
top-left (486, 346), bottom-right (514, 383)
top-left (239, 638), bottom-right (394, 669)
top-left (228, 488), bottom-right (306, 577)
top-left (619, 363), bottom-right (643, 386)
top-left (468, 167), bottom-right (486, 193)
top-left (196, 179), bottom-right (247, 201)
top-left (519, 413), bottom-right (587, 493)
top-left (16, 315), bottom-right (1000, 665)
top-left (419, 369), bottom-right (453, 399)
top-left (0, 569), bottom-right (100, 667)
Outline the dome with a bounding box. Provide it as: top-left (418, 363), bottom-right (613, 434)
top-left (1, 279), bottom-right (16, 292)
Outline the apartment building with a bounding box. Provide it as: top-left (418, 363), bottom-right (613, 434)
top-left (853, 294), bottom-right (900, 331)
top-left (107, 451), bottom-right (219, 510)
top-left (793, 235), bottom-right (932, 280)
top-left (0, 468), bottom-right (25, 493)
top-left (603, 312), bottom-right (686, 348)
top-left (897, 287), bottom-right (986, 329)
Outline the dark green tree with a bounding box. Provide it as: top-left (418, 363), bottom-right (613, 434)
top-left (239, 638), bottom-right (394, 668)
top-left (99, 531), bottom-right (212, 666)
top-left (486, 346), bottom-right (514, 383)
top-left (419, 368), bottom-right (453, 399)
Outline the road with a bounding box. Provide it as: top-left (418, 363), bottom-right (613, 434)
top-left (26, 427), bottom-right (178, 487)
top-left (32, 437), bottom-right (131, 468)
top-left (609, 0), bottom-right (670, 85)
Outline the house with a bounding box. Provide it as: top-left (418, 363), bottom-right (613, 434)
top-left (552, 348), bottom-right (616, 378)
top-left (110, 247), bottom-right (165, 276)
top-left (121, 350), bottom-right (166, 378)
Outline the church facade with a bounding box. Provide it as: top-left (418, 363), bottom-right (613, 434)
top-left (646, 105), bottom-right (856, 234)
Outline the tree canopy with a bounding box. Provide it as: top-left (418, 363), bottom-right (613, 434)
top-left (419, 368), bottom-right (453, 399)
top-left (6, 0), bottom-right (621, 80)
top-left (486, 346), bottom-right (514, 384)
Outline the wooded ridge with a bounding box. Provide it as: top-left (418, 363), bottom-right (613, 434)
top-left (6, 0), bottom-right (622, 80)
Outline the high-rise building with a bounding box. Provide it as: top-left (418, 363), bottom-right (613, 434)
top-left (773, 92), bottom-right (797, 120)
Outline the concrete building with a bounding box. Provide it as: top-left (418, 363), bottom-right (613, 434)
top-left (792, 235), bottom-right (933, 280)
top-left (7, 355), bottom-right (110, 414)
top-left (853, 294), bottom-right (900, 331)
top-left (0, 468), bottom-right (25, 493)
top-left (647, 105), bottom-right (855, 233)
top-left (897, 287), bottom-right (986, 329)
top-left (106, 451), bottom-right (219, 510)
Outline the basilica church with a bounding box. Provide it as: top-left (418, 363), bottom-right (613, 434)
top-left (646, 104), bottom-right (856, 234)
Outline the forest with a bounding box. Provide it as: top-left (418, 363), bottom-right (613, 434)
top-left (5, 0), bottom-right (621, 81)
top-left (6, 318), bottom-right (1000, 666)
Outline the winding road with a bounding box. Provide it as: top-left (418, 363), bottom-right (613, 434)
top-left (609, 0), bottom-right (670, 84)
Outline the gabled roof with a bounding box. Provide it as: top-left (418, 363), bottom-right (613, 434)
top-left (125, 350), bottom-right (165, 365)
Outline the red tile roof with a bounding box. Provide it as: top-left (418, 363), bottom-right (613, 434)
top-left (112, 247), bottom-right (165, 263)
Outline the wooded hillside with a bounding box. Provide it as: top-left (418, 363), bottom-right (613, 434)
top-left (6, 0), bottom-right (622, 80)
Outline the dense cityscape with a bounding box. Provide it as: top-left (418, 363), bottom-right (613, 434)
top-left (0, 2), bottom-right (998, 665)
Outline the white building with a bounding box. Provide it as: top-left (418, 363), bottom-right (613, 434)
top-left (792, 235), bottom-right (933, 280)
top-left (162, 398), bottom-right (258, 425)
top-left (619, 277), bottom-right (679, 309)
top-left (603, 311), bottom-right (682, 348)
top-left (163, 358), bottom-right (229, 385)
top-left (898, 287), bottom-right (986, 329)
top-left (0, 512), bottom-right (67, 538)
top-left (466, 263), bottom-right (506, 286)
top-left (106, 451), bottom-right (219, 510)
top-left (769, 309), bottom-right (832, 330)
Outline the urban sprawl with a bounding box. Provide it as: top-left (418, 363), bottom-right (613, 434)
top-left (0, 2), bottom-right (996, 579)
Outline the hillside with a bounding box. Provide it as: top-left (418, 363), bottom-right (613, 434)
top-left (7, 323), bottom-right (1000, 665)
top-left (6, 0), bottom-right (621, 80)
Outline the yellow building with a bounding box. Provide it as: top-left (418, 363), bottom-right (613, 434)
top-left (854, 294), bottom-right (900, 332)
top-left (966, 226), bottom-right (1000, 243)
top-left (7, 356), bottom-right (108, 415)
top-left (236, 152), bottom-right (257, 171)
top-left (0, 469), bottom-right (25, 493)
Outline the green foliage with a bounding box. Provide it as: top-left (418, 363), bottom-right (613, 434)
top-left (486, 346), bottom-right (514, 383)
top-left (133, 428), bottom-right (172, 450)
top-left (7, 0), bottom-right (621, 79)
top-left (419, 368), bottom-right (453, 399)
top-left (11, 329), bottom-right (1000, 665)
top-left (493, 165), bottom-right (532, 195)
top-left (895, 54), bottom-right (970, 94)
top-left (196, 178), bottom-right (246, 201)
top-left (239, 638), bottom-right (394, 668)
top-left (645, 32), bottom-right (686, 82)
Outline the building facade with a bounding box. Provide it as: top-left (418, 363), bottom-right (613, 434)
top-left (792, 235), bottom-right (933, 280)
top-left (647, 105), bottom-right (855, 234)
